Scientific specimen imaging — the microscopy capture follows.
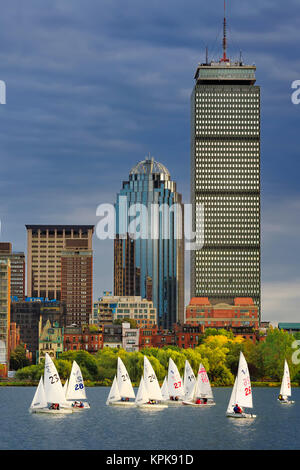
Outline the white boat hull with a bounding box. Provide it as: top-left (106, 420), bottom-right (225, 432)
top-left (30, 407), bottom-right (73, 414)
top-left (226, 412), bottom-right (256, 419)
top-left (278, 400), bottom-right (295, 405)
top-left (162, 399), bottom-right (184, 406)
top-left (137, 403), bottom-right (168, 410)
top-left (182, 401), bottom-right (216, 407)
top-left (107, 401), bottom-right (136, 407)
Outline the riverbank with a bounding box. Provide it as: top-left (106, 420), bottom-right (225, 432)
top-left (1, 380), bottom-right (298, 387)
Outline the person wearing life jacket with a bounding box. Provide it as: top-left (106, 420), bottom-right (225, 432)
top-left (278, 394), bottom-right (284, 402)
top-left (196, 398), bottom-right (201, 405)
top-left (233, 403), bottom-right (243, 414)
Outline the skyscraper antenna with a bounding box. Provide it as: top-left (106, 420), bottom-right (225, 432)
top-left (220, 0), bottom-right (229, 62)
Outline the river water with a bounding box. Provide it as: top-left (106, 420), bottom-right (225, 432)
top-left (0, 386), bottom-right (299, 450)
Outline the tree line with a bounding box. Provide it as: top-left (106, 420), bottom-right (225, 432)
top-left (11, 328), bottom-right (300, 386)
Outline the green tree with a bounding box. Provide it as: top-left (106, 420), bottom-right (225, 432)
top-left (259, 328), bottom-right (298, 381)
top-left (9, 345), bottom-right (31, 370)
top-left (113, 318), bottom-right (138, 329)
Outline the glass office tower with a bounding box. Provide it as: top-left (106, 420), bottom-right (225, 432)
top-left (114, 156), bottom-right (184, 329)
top-left (191, 54), bottom-right (261, 318)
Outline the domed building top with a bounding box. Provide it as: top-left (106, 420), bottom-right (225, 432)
top-left (130, 155), bottom-right (170, 178)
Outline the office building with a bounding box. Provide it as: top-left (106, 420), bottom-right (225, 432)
top-left (26, 225), bottom-right (94, 300)
top-left (190, 11), bottom-right (261, 317)
top-left (61, 239), bottom-right (93, 326)
top-left (0, 243), bottom-right (25, 300)
top-left (0, 259), bottom-right (10, 376)
top-left (114, 156), bottom-right (184, 329)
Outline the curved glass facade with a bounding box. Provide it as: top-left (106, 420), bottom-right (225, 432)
top-left (114, 157), bottom-right (184, 329)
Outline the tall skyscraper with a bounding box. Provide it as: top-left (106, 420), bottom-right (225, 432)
top-left (114, 156), bottom-right (184, 329)
top-left (26, 225), bottom-right (94, 300)
top-left (191, 7), bottom-right (261, 317)
top-left (0, 243), bottom-right (25, 300)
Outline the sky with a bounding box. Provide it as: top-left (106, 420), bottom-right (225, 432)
top-left (0, 0), bottom-right (299, 322)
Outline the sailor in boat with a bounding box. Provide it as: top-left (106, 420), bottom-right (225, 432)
top-left (278, 394), bottom-right (284, 402)
top-left (233, 403), bottom-right (243, 414)
top-left (72, 401), bottom-right (84, 408)
top-left (49, 403), bottom-right (60, 410)
top-left (148, 399), bottom-right (157, 405)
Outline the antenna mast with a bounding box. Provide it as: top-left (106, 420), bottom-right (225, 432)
top-left (221, 0), bottom-right (229, 62)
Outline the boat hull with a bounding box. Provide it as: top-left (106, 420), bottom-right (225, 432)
top-left (107, 401), bottom-right (136, 407)
top-left (182, 401), bottom-right (216, 407)
top-left (278, 400), bottom-right (295, 405)
top-left (162, 399), bottom-right (184, 406)
top-left (226, 412), bottom-right (256, 419)
top-left (137, 403), bottom-right (168, 410)
top-left (30, 407), bottom-right (73, 414)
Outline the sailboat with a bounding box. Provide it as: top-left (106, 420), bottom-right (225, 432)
top-left (162, 358), bottom-right (184, 405)
top-left (278, 360), bottom-right (295, 404)
top-left (65, 361), bottom-right (90, 410)
top-left (226, 351), bottom-right (256, 418)
top-left (106, 357), bottom-right (135, 406)
top-left (135, 356), bottom-right (167, 409)
top-left (183, 363), bottom-right (215, 406)
top-left (29, 353), bottom-right (72, 414)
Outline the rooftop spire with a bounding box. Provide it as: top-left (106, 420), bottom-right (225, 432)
top-left (220, 0), bottom-right (229, 63)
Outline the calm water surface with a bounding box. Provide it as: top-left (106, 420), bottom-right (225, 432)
top-left (0, 387), bottom-right (299, 450)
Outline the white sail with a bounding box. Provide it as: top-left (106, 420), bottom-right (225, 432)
top-left (235, 352), bottom-right (253, 409)
top-left (195, 363), bottom-right (214, 399)
top-left (135, 376), bottom-right (149, 405)
top-left (167, 358), bottom-right (184, 398)
top-left (43, 353), bottom-right (68, 405)
top-left (226, 376), bottom-right (238, 414)
top-left (66, 361), bottom-right (87, 401)
top-left (183, 360), bottom-right (196, 400)
top-left (106, 376), bottom-right (121, 405)
top-left (117, 357), bottom-right (135, 399)
top-left (161, 376), bottom-right (169, 401)
top-left (143, 356), bottom-right (163, 401)
top-left (30, 376), bottom-right (47, 410)
top-left (63, 379), bottom-right (69, 396)
top-left (280, 360), bottom-right (291, 398)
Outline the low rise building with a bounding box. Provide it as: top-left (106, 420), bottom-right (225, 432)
top-left (11, 299), bottom-right (67, 363)
top-left (102, 324), bottom-right (123, 349)
top-left (92, 294), bottom-right (157, 328)
top-left (278, 323), bottom-right (300, 335)
top-left (63, 325), bottom-right (103, 353)
top-left (122, 322), bottom-right (139, 352)
top-left (186, 297), bottom-right (259, 329)
top-left (38, 319), bottom-right (64, 363)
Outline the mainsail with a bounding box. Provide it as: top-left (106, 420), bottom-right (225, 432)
top-left (167, 358), bottom-right (184, 398)
top-left (280, 360), bottom-right (292, 398)
top-left (43, 353), bottom-right (68, 405)
top-left (183, 360), bottom-right (196, 400)
top-left (66, 361), bottom-right (87, 401)
top-left (117, 357), bottom-right (135, 399)
top-left (143, 356), bottom-right (163, 401)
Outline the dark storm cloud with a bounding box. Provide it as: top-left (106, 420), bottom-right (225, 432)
top-left (0, 0), bottom-right (299, 319)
